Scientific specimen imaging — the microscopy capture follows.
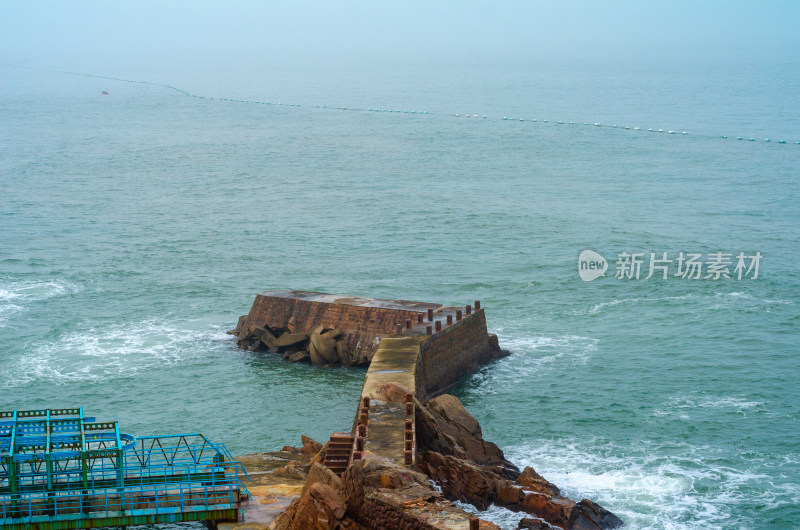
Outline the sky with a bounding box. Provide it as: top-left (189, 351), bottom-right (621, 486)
top-left (1, 1), bottom-right (799, 73)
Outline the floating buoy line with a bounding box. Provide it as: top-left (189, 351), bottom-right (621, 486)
top-left (58, 69), bottom-right (799, 147)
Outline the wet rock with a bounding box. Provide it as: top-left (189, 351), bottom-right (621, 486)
top-left (518, 466), bottom-right (561, 497)
top-left (517, 517), bottom-right (552, 529)
top-left (414, 395), bottom-right (622, 529)
top-left (567, 499), bottom-right (624, 530)
top-left (416, 394), bottom-right (519, 478)
top-left (417, 451), bottom-right (496, 510)
top-left (497, 484), bottom-right (525, 506)
top-left (286, 350), bottom-right (311, 363)
top-left (521, 492), bottom-right (575, 529)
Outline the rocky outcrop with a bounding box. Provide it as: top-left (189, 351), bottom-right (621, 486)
top-left (414, 395), bottom-right (623, 530)
top-left (274, 458), bottom-right (500, 529)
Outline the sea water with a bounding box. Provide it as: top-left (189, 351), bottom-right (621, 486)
top-left (1, 58), bottom-right (798, 529)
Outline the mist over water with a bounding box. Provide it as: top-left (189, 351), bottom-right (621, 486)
top-left (2, 3), bottom-right (800, 527)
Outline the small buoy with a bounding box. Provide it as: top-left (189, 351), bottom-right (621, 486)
top-left (648, 128), bottom-right (653, 132)
top-left (668, 131), bottom-right (675, 134)
top-left (532, 119), bottom-right (537, 122)
top-left (584, 122), bottom-right (589, 125)
top-left (634, 127), bottom-right (640, 131)
top-left (658, 129), bottom-right (663, 133)
top-left (558, 121), bottom-right (563, 124)
top-left (455, 114), bottom-right (460, 117)
top-left (625, 126), bottom-right (630, 130)
top-left (681, 131), bottom-right (687, 135)
top-left (764, 138), bottom-right (770, 142)
top-left (737, 136), bottom-right (743, 140)
top-left (473, 114), bottom-right (478, 118)
top-left (612, 124), bottom-right (617, 128)
top-left (483, 115), bottom-right (486, 119)
top-left (543, 119), bottom-right (548, 122)
top-left (520, 118), bottom-right (524, 121)
top-left (569, 121), bottom-right (574, 124)
top-left (721, 135), bottom-right (727, 139)
top-left (749, 138), bottom-right (756, 141)
top-left (779, 140), bottom-right (786, 144)
top-left (594, 123), bottom-right (600, 127)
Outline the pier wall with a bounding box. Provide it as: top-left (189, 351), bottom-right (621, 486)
top-left (416, 309), bottom-right (500, 400)
top-left (238, 290), bottom-right (440, 364)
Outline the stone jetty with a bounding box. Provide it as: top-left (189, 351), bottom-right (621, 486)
top-left (225, 291), bottom-right (622, 529)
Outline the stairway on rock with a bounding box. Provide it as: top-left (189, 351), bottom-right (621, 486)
top-left (322, 432), bottom-right (354, 476)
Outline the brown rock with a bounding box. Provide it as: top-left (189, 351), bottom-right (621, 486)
top-left (517, 466), bottom-right (561, 497)
top-left (303, 463), bottom-right (345, 497)
top-left (567, 499), bottom-right (624, 530)
top-left (418, 451), bottom-right (496, 510)
top-left (517, 517), bottom-right (552, 529)
top-left (521, 492), bottom-right (575, 530)
top-left (301, 434), bottom-right (324, 458)
top-left (272, 482), bottom-right (346, 530)
top-left (416, 394), bottom-right (519, 478)
top-left (273, 459), bottom-right (308, 480)
top-left (427, 394), bottom-right (481, 435)
top-left (497, 484), bottom-right (525, 506)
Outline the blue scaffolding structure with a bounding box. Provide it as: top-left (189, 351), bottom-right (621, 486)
top-left (0, 408), bottom-right (249, 529)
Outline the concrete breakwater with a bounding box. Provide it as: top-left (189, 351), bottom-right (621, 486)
top-left (228, 291), bottom-right (621, 529)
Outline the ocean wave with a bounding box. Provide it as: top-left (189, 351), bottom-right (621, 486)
top-left (650, 392), bottom-right (769, 420)
top-left (0, 278), bottom-right (83, 326)
top-left (578, 292), bottom-right (795, 316)
top-left (455, 500), bottom-right (558, 529)
top-left (499, 439), bottom-right (798, 530)
top-left (0, 320), bottom-right (234, 387)
top-left (461, 334), bottom-right (598, 394)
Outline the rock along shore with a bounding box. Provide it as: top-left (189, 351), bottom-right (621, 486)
top-left (226, 392), bottom-right (621, 530)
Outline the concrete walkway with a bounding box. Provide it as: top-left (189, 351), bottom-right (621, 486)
top-left (358, 336), bottom-right (427, 465)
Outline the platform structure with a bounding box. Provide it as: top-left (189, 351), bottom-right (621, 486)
top-left (0, 408), bottom-right (248, 530)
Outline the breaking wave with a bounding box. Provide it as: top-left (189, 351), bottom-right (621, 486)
top-left (0, 319), bottom-right (233, 387)
top-left (0, 278), bottom-right (82, 326)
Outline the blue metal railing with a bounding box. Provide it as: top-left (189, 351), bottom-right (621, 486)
top-left (1, 411), bottom-right (249, 528)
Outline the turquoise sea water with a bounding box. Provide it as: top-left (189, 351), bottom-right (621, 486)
top-left (1, 59), bottom-right (798, 529)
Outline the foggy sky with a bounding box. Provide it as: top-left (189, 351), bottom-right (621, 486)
top-left (1, 1), bottom-right (798, 71)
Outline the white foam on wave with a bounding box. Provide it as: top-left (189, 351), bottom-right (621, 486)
top-left (580, 294), bottom-right (696, 315)
top-left (471, 334), bottom-right (598, 391)
top-left (0, 278), bottom-right (83, 326)
top-left (455, 500), bottom-right (557, 529)
top-left (651, 392), bottom-right (768, 419)
top-left (580, 292), bottom-right (796, 317)
top-left (1, 320), bottom-right (234, 387)
top-left (499, 439), bottom-right (797, 530)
